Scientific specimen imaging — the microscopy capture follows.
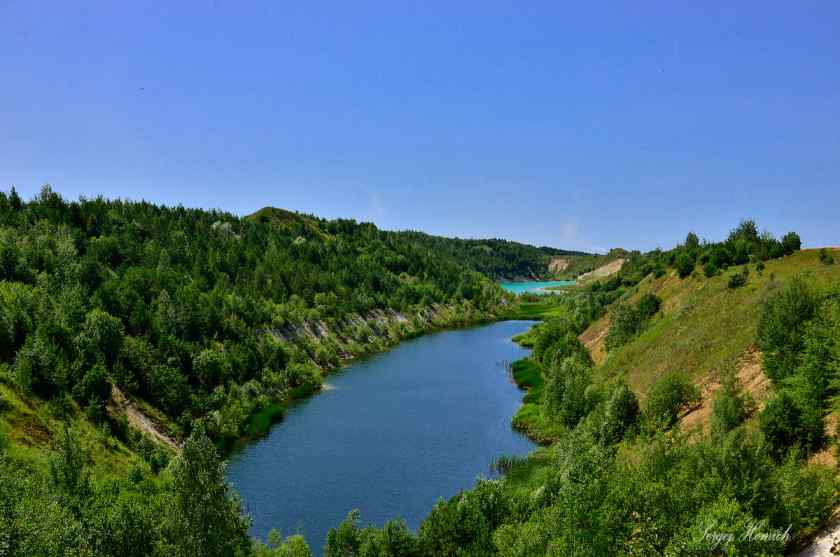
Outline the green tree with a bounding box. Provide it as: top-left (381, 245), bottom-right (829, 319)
top-left (75, 309), bottom-right (125, 367)
top-left (759, 390), bottom-right (824, 459)
top-left (675, 253), bottom-right (695, 279)
top-left (710, 372), bottom-right (754, 437)
top-left (757, 276), bottom-right (818, 382)
top-left (599, 383), bottom-right (640, 444)
top-left (781, 232), bottom-right (802, 256)
top-left (646, 372), bottom-right (700, 429)
top-left (168, 427), bottom-right (251, 557)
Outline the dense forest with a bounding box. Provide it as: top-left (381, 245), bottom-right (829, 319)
top-left (2, 194), bottom-right (834, 557)
top-left (0, 187), bottom-right (523, 450)
top-left (394, 231), bottom-right (587, 279)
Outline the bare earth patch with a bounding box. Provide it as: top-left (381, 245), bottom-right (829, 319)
top-left (798, 511), bottom-right (840, 556)
top-left (579, 314), bottom-right (610, 365)
top-left (548, 257), bottom-right (569, 274)
top-left (108, 385), bottom-right (180, 451)
top-left (577, 258), bottom-right (626, 282)
top-left (680, 348), bottom-right (771, 434)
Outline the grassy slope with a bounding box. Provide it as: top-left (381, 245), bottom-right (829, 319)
top-left (498, 249), bottom-right (840, 551)
top-left (506, 249), bottom-right (840, 445)
top-left (591, 248), bottom-right (840, 398)
top-left (0, 378), bottom-right (140, 477)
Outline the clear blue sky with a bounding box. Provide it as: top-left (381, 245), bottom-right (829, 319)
top-left (2, 2), bottom-right (838, 253)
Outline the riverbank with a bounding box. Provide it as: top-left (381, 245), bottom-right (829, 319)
top-left (226, 320), bottom-right (536, 548)
top-left (228, 301), bottom-right (507, 453)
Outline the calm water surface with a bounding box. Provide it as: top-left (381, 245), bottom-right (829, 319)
top-left (226, 320), bottom-right (535, 553)
top-left (500, 280), bottom-right (575, 294)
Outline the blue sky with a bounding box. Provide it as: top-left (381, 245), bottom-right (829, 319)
top-left (2, 1), bottom-right (838, 253)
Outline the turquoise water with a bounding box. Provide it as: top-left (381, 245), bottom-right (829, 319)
top-left (500, 279), bottom-right (575, 294)
top-left (226, 320), bottom-right (535, 554)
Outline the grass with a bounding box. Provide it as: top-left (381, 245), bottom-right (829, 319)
top-left (0, 379), bottom-right (140, 478)
top-left (502, 297), bottom-right (571, 320)
top-left (245, 402), bottom-right (286, 439)
top-left (504, 248), bottom-right (840, 445)
top-left (591, 249), bottom-right (840, 399)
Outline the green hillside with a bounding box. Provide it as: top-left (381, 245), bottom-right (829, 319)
top-left (394, 230), bottom-right (589, 280)
top-left (1, 191), bottom-right (836, 557)
top-left (323, 240), bottom-right (840, 555)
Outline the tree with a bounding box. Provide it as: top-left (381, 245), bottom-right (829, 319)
top-left (168, 427), bottom-right (251, 557)
top-left (684, 232), bottom-right (700, 251)
top-left (727, 267), bottom-right (749, 289)
top-left (759, 390), bottom-right (823, 459)
top-left (49, 426), bottom-right (91, 516)
top-left (193, 347), bottom-right (232, 388)
top-left (710, 372), bottom-right (754, 437)
top-left (675, 253), bottom-right (694, 279)
top-left (757, 276), bottom-right (818, 382)
top-left (75, 309), bottom-right (125, 368)
top-left (645, 372), bottom-right (700, 428)
top-left (544, 355), bottom-right (593, 427)
top-left (781, 232), bottom-right (802, 256)
top-left (599, 384), bottom-right (639, 444)
top-left (636, 293), bottom-right (661, 320)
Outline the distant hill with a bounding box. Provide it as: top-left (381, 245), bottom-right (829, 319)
top-left (249, 207), bottom-right (591, 280)
top-left (393, 230), bottom-right (589, 280)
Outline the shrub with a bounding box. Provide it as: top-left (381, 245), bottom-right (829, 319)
top-left (646, 372), bottom-right (700, 428)
top-left (759, 390), bottom-right (824, 459)
top-left (284, 362), bottom-right (322, 397)
top-left (599, 384), bottom-right (639, 444)
top-left (757, 277), bottom-right (818, 383)
top-left (606, 294), bottom-right (661, 352)
top-left (73, 363), bottom-right (111, 407)
top-left (192, 347), bottom-right (232, 387)
top-left (710, 372), bottom-right (754, 437)
top-left (605, 303), bottom-right (639, 351)
top-left (636, 293), bottom-right (662, 320)
top-left (703, 260), bottom-right (719, 278)
top-left (781, 232), bottom-right (802, 256)
top-left (675, 253), bottom-right (695, 279)
top-left (727, 267), bottom-right (749, 289)
top-left (819, 248), bottom-right (834, 265)
top-left (544, 355), bottom-right (593, 427)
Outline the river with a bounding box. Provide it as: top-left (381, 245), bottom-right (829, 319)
top-left (226, 320), bottom-right (536, 553)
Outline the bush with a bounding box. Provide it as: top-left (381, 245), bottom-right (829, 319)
top-left (675, 253), bottom-right (695, 279)
top-left (703, 260), bottom-right (719, 278)
top-left (759, 390), bottom-right (824, 459)
top-left (757, 277), bottom-right (818, 383)
top-left (284, 362), bottom-right (322, 397)
top-left (819, 248), bottom-right (834, 265)
top-left (646, 373), bottom-right (700, 429)
top-left (543, 355), bottom-right (593, 427)
top-left (599, 384), bottom-right (639, 444)
top-left (606, 294), bottom-right (661, 352)
top-left (73, 363), bottom-right (111, 407)
top-left (781, 232), bottom-right (802, 256)
top-left (636, 293), bottom-right (662, 320)
top-left (727, 267), bottom-right (749, 289)
top-left (605, 303), bottom-right (639, 351)
top-left (710, 373), bottom-right (754, 437)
